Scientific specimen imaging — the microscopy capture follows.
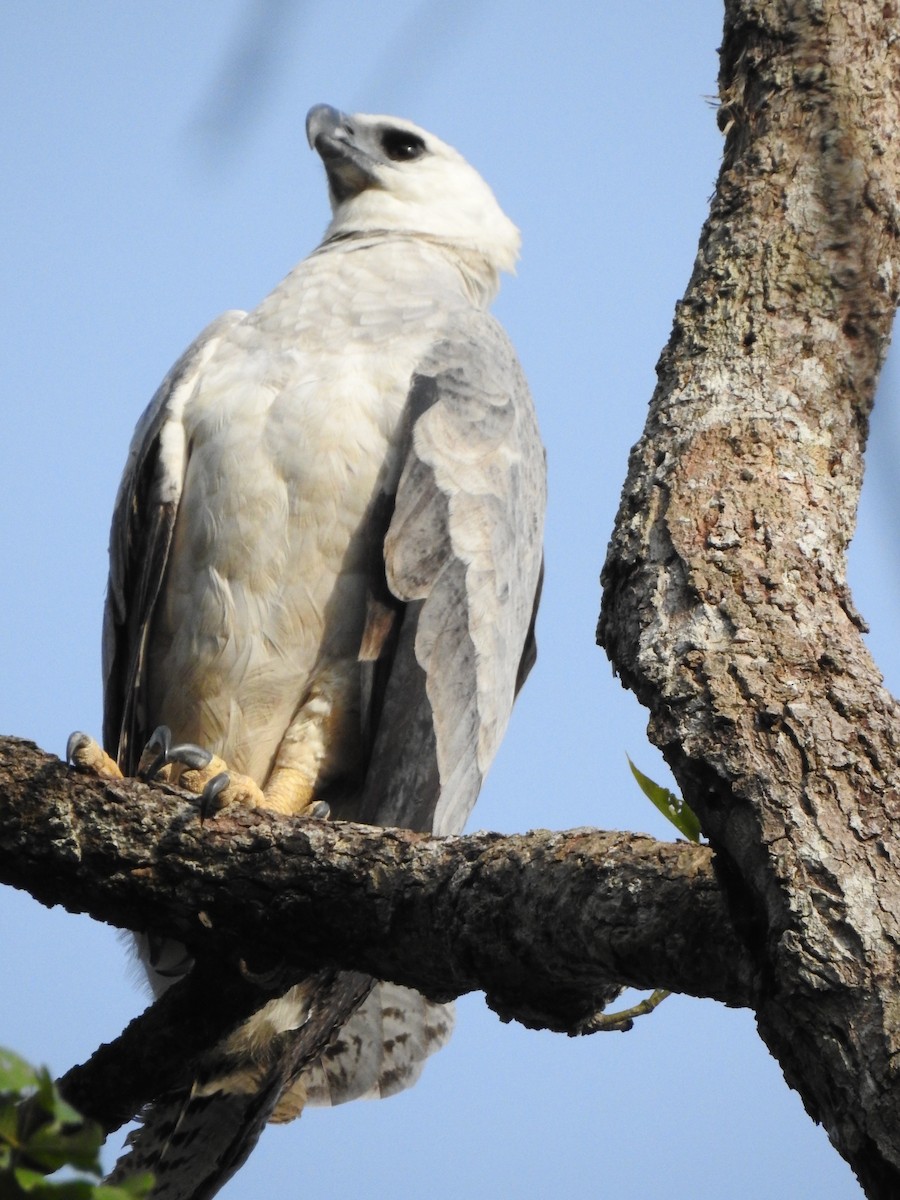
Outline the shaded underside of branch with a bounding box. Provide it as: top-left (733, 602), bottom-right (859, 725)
top-left (0, 736), bottom-right (755, 1014)
top-left (0, 735), bottom-right (755, 1126)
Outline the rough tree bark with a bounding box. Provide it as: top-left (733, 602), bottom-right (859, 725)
top-left (0, 736), bottom-right (753, 1132)
top-left (599, 1), bottom-right (900, 1196)
top-left (1, 1), bottom-right (899, 1196)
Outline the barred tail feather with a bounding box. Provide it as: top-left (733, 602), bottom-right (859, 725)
top-left (286, 982), bottom-right (455, 1111)
top-left (108, 970), bottom-right (373, 1200)
top-left (108, 1073), bottom-right (284, 1200)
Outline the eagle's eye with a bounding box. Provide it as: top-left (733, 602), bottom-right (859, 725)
top-left (381, 128), bottom-right (426, 162)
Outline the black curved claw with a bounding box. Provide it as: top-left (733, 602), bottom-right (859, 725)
top-left (140, 726), bottom-right (213, 780)
top-left (307, 800), bottom-right (331, 820)
top-left (200, 772), bottom-right (231, 821)
top-left (168, 742), bottom-right (213, 772)
top-left (65, 731), bottom-right (91, 766)
top-left (140, 725), bottom-right (173, 780)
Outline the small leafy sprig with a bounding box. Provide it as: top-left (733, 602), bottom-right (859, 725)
top-left (0, 1048), bottom-right (151, 1199)
top-left (627, 757), bottom-right (702, 843)
top-left (586, 760), bottom-right (702, 1033)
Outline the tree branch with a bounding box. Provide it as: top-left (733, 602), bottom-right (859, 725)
top-left (0, 734), bottom-right (755, 1127)
top-left (58, 962), bottom-right (373, 1134)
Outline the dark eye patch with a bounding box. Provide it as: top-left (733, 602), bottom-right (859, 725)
top-left (381, 128), bottom-right (426, 162)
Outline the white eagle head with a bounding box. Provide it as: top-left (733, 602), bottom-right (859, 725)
top-left (306, 105), bottom-right (520, 284)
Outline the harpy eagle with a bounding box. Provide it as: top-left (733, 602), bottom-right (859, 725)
top-left (70, 104), bottom-right (545, 1198)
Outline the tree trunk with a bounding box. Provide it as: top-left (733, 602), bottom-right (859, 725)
top-left (599, 1), bottom-right (900, 1194)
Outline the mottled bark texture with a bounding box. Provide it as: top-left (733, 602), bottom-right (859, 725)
top-left (599, 1), bottom-right (900, 1195)
top-left (0, 735), bottom-right (752, 1129)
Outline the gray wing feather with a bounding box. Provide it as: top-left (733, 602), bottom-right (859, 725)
top-left (299, 313), bottom-right (543, 1113)
top-left (357, 311), bottom-right (545, 836)
top-left (102, 312), bottom-right (244, 769)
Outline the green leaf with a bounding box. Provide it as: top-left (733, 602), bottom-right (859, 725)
top-left (16, 1179), bottom-right (102, 1199)
top-left (0, 1051), bottom-right (39, 1097)
top-left (0, 1099), bottom-right (22, 1147)
top-left (0, 1049), bottom-right (120, 1199)
top-left (23, 1118), bottom-right (104, 1176)
top-left (92, 1176), bottom-right (155, 1200)
top-left (0, 1050), bottom-right (153, 1199)
top-left (627, 757), bottom-right (702, 843)
top-left (13, 1163), bottom-right (46, 1190)
top-left (34, 1077), bottom-right (85, 1133)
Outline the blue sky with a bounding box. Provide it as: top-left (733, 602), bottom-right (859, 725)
top-left (4, 2), bottom-right (891, 1195)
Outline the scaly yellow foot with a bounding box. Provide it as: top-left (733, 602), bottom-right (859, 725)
top-left (78, 723), bottom-right (329, 820)
top-left (186, 760), bottom-right (329, 819)
top-left (176, 755), bottom-right (268, 811)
